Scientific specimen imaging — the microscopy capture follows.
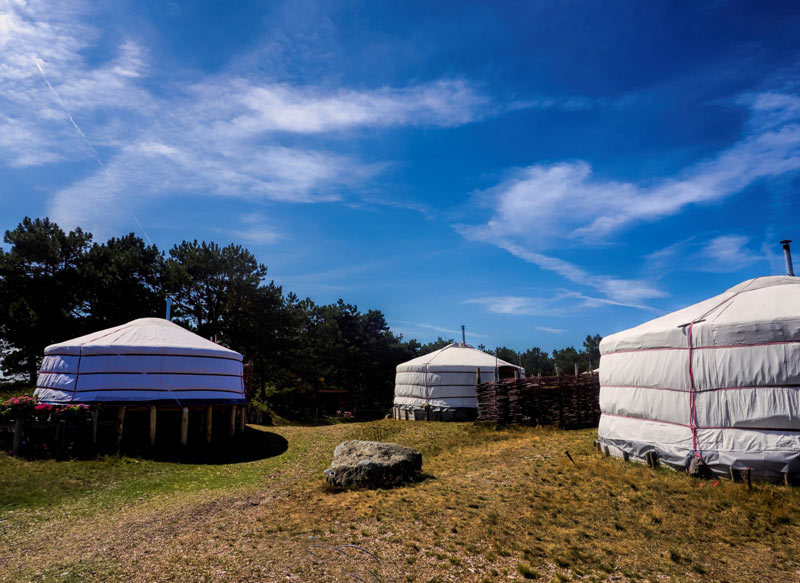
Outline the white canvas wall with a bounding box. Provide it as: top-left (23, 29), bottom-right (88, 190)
top-left (34, 318), bottom-right (246, 404)
top-left (598, 276), bottom-right (800, 477)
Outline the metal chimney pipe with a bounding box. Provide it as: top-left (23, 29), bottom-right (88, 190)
top-left (166, 297), bottom-right (172, 320)
top-left (781, 240), bottom-right (794, 276)
top-left (461, 325), bottom-right (466, 344)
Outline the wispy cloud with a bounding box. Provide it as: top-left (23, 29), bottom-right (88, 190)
top-left (462, 93), bottom-right (800, 248)
top-left (536, 326), bottom-right (565, 334)
top-left (392, 321), bottom-right (489, 339)
top-left (457, 91), bottom-right (800, 306)
top-left (645, 233), bottom-right (766, 274)
top-left (0, 1), bottom-right (497, 235)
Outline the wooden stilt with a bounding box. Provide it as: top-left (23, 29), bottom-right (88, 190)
top-left (92, 409), bottom-right (99, 449)
top-left (12, 417), bottom-right (23, 455)
top-left (116, 406), bottom-right (126, 449)
top-left (149, 406), bottom-right (157, 447)
top-left (229, 406), bottom-right (236, 439)
top-left (56, 419), bottom-right (66, 450)
top-left (205, 405), bottom-right (213, 445)
top-left (239, 406), bottom-right (246, 433)
top-left (746, 467), bottom-right (752, 490)
top-left (180, 407), bottom-right (189, 447)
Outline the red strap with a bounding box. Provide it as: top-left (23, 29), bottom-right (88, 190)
top-left (687, 322), bottom-right (700, 459)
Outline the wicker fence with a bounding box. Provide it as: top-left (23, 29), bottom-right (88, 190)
top-left (476, 373), bottom-right (601, 428)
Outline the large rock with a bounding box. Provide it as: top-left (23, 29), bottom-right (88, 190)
top-left (324, 440), bottom-right (422, 489)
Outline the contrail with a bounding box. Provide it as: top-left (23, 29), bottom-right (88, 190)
top-left (35, 58), bottom-right (105, 169)
top-left (34, 57), bottom-right (154, 246)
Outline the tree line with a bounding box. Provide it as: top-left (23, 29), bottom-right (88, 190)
top-left (0, 217), bottom-right (602, 419)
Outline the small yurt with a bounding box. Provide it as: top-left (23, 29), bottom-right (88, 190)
top-left (598, 275), bottom-right (800, 478)
top-left (393, 343), bottom-right (524, 421)
top-left (35, 317), bottom-right (245, 405)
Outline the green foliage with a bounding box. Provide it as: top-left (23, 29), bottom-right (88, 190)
top-left (0, 216), bottom-right (604, 420)
top-left (0, 217), bottom-right (92, 381)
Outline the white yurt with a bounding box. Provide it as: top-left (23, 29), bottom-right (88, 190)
top-left (393, 343), bottom-right (524, 421)
top-left (34, 318), bottom-right (245, 405)
top-left (598, 274), bottom-right (800, 478)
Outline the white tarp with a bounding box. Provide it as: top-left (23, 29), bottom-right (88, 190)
top-left (598, 275), bottom-right (800, 477)
top-left (34, 318), bottom-right (245, 404)
top-left (393, 343), bottom-right (524, 416)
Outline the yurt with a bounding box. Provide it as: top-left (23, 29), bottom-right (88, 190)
top-left (35, 317), bottom-right (245, 405)
top-left (393, 343), bottom-right (524, 421)
top-left (598, 274), bottom-right (800, 478)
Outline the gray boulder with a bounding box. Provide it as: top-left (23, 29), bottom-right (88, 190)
top-left (324, 440), bottom-right (422, 489)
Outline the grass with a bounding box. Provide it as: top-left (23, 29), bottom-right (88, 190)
top-left (1, 420), bottom-right (799, 582)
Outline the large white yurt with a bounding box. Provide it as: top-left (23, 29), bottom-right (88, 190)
top-left (598, 275), bottom-right (800, 478)
top-left (393, 343), bottom-right (524, 421)
top-left (34, 317), bottom-right (245, 405)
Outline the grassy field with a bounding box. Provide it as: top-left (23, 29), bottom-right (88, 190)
top-left (1, 420), bottom-right (799, 583)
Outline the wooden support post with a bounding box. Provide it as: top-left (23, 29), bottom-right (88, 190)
top-left (746, 467), bottom-right (752, 490)
top-left (12, 417), bottom-right (23, 455)
top-left (729, 466), bottom-right (737, 482)
top-left (513, 369), bottom-right (520, 380)
top-left (239, 406), bottom-right (246, 433)
top-left (622, 450), bottom-right (630, 462)
top-left (785, 473), bottom-right (790, 487)
top-left (603, 445), bottom-right (610, 457)
top-left (149, 406), bottom-right (157, 447)
top-left (205, 405), bottom-right (213, 445)
top-left (116, 406), bottom-right (126, 449)
top-left (574, 363), bottom-right (579, 377)
top-left (180, 407), bottom-right (189, 447)
top-left (56, 419), bottom-right (66, 450)
top-left (229, 406), bottom-right (236, 439)
top-left (92, 409), bottom-right (99, 449)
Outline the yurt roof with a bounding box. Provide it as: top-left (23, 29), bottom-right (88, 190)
top-left (398, 343), bottom-right (522, 370)
top-left (44, 317), bottom-right (242, 360)
top-left (601, 275), bottom-right (800, 354)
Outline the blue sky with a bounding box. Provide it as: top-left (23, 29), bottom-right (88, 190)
top-left (1, 0), bottom-right (799, 351)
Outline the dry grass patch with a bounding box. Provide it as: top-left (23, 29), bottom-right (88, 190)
top-left (1, 421), bottom-right (799, 582)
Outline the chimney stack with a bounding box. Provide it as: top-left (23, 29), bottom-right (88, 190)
top-left (781, 240), bottom-right (794, 276)
top-left (461, 325), bottom-right (466, 344)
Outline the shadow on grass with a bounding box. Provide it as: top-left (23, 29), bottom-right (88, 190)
top-left (133, 427), bottom-right (289, 465)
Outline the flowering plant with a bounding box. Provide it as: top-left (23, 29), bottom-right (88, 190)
top-left (1, 395), bottom-right (91, 419)
top-left (0, 395), bottom-right (37, 417)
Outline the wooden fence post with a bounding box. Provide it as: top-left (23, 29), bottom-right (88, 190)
top-left (149, 406), bottom-right (157, 447)
top-left (180, 407), bottom-right (189, 447)
top-left (12, 417), bottom-right (23, 455)
top-left (92, 409), bottom-right (99, 449)
top-left (229, 406), bottom-right (236, 439)
top-left (239, 406), bottom-right (247, 433)
top-left (116, 406), bottom-right (126, 449)
top-left (205, 405), bottom-right (213, 445)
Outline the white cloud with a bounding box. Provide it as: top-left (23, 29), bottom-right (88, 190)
top-left (463, 288), bottom-right (662, 317)
top-left (644, 234), bottom-right (765, 274)
top-left (457, 91), bottom-right (800, 307)
top-left (536, 326), bottom-right (565, 334)
top-left (0, 0), bottom-right (495, 235)
top-left (393, 321), bottom-right (489, 339)
top-left (462, 94), bottom-right (800, 247)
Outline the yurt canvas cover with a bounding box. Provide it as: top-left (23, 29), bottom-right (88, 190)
top-left (598, 276), bottom-right (800, 478)
top-left (393, 343), bottom-right (524, 420)
top-left (35, 318), bottom-right (245, 404)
